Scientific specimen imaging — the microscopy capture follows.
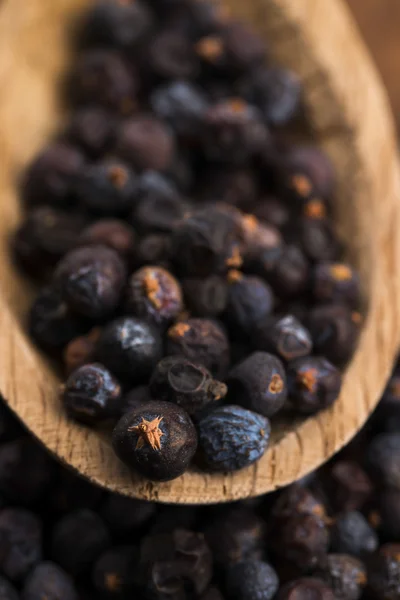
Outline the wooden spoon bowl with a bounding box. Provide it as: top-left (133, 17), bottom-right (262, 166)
top-left (0, 0), bottom-right (400, 504)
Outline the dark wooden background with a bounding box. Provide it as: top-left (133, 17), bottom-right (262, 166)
top-left (347, 0), bottom-right (400, 130)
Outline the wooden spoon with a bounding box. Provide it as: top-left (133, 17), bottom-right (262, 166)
top-left (0, 0), bottom-right (400, 504)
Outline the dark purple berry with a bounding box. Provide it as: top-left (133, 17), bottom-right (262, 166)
top-left (51, 509), bottom-right (110, 576)
top-left (95, 317), bottom-right (163, 384)
top-left (204, 507), bottom-right (266, 566)
top-left (84, 0), bottom-right (153, 50)
top-left (196, 167), bottom-right (258, 210)
top-left (115, 114), bottom-right (175, 172)
top-left (62, 363), bottom-right (121, 424)
top-left (323, 460), bottom-right (373, 512)
top-left (331, 511), bottom-right (378, 557)
top-left (254, 315), bottom-right (312, 361)
top-left (92, 545), bottom-right (139, 597)
top-left (245, 66), bottom-right (301, 126)
top-left (22, 142), bottom-right (85, 208)
top-left (54, 245), bottom-right (127, 319)
top-left (287, 356), bottom-right (342, 415)
top-left (225, 560), bottom-right (279, 600)
top-left (315, 554), bottom-right (367, 600)
top-left (66, 106), bottom-right (116, 158)
top-left (307, 305), bottom-right (361, 366)
top-left (224, 271), bottom-right (274, 338)
top-left (280, 146), bottom-right (336, 201)
top-left (22, 562), bottom-right (78, 600)
top-left (71, 50), bottom-right (138, 113)
top-left (63, 328), bottom-right (100, 375)
top-left (78, 219), bottom-right (136, 263)
top-left (125, 266), bottom-right (183, 327)
top-left (277, 578), bottom-right (334, 600)
top-left (149, 356), bottom-right (227, 417)
top-left (75, 159), bottom-right (138, 216)
top-left (29, 286), bottom-right (89, 351)
top-left (12, 207), bottom-right (86, 279)
top-left (201, 99), bottom-right (270, 164)
top-left (366, 432), bottom-right (400, 489)
top-left (182, 276), bottom-right (228, 318)
top-left (249, 245), bottom-right (310, 299)
top-left (151, 80), bottom-right (209, 140)
top-left (115, 385), bottom-right (154, 417)
top-left (0, 508), bottom-right (42, 582)
top-left (146, 30), bottom-right (199, 80)
top-left (140, 529), bottom-right (212, 598)
top-left (166, 318), bottom-right (230, 378)
top-left (112, 401), bottom-right (198, 481)
top-left (368, 544), bottom-right (400, 600)
top-left (198, 405), bottom-right (270, 472)
top-left (227, 351), bottom-right (287, 417)
top-left (132, 192), bottom-right (189, 234)
top-left (313, 262), bottom-right (361, 309)
top-left (135, 234), bottom-right (172, 269)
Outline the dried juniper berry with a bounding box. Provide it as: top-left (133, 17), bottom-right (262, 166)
top-left (66, 106), bottom-right (116, 158)
top-left (307, 305), bottom-right (361, 367)
top-left (249, 244), bottom-right (310, 299)
top-left (171, 206), bottom-right (243, 277)
top-left (140, 529), bottom-right (212, 599)
top-left (254, 315), bottom-right (313, 362)
top-left (270, 512), bottom-right (329, 571)
top-left (292, 215), bottom-right (342, 263)
top-left (198, 405), bottom-right (270, 472)
top-left (63, 328), bottom-right (100, 375)
top-left (323, 460), bottom-right (373, 512)
top-left (54, 245), bottom-right (127, 319)
top-left (51, 509), bottom-right (110, 576)
top-left (225, 562), bottom-right (279, 600)
top-left (223, 271), bottom-right (274, 339)
top-left (313, 262), bottom-right (361, 309)
top-left (29, 286), bottom-right (89, 352)
top-left (366, 432), bottom-right (400, 489)
top-left (0, 576), bottom-right (18, 600)
top-left (125, 266), bottom-right (183, 328)
top-left (201, 99), bottom-right (270, 164)
top-left (151, 80), bottom-right (209, 141)
top-left (240, 214), bottom-right (283, 256)
top-left (287, 356), bottom-right (342, 415)
top-left (22, 561), bottom-right (78, 600)
top-left (331, 511), bottom-right (378, 557)
top-left (95, 317), bottom-right (163, 384)
top-left (146, 30), bottom-right (199, 80)
top-left (220, 21), bottom-right (265, 72)
top-left (196, 167), bottom-right (258, 210)
top-left (182, 276), bottom-right (228, 318)
top-left (74, 159), bottom-right (138, 217)
top-left (277, 578), bottom-right (334, 600)
top-left (244, 66), bottom-right (301, 126)
top-left (166, 318), bottom-right (230, 378)
top-left (21, 142), bottom-right (85, 208)
top-left (62, 363), bottom-right (121, 424)
top-left (92, 545), bottom-right (139, 598)
top-left (135, 234), bottom-right (172, 269)
top-left (12, 206), bottom-right (86, 279)
top-left (368, 544), bottom-right (400, 600)
top-left (149, 356), bottom-right (227, 417)
top-left (204, 507), bottom-right (266, 566)
top-left (271, 484), bottom-right (327, 523)
top-left (115, 114), bottom-right (175, 172)
top-left (0, 437), bottom-right (53, 506)
top-left (100, 495), bottom-right (155, 538)
top-left (132, 193), bottom-right (189, 234)
top-left (252, 195), bottom-right (290, 229)
top-left (78, 219), bottom-right (136, 264)
top-left (83, 0), bottom-right (153, 50)
top-left (112, 401), bottom-right (197, 481)
top-left (71, 50), bottom-right (138, 113)
top-left (0, 508), bottom-right (42, 582)
top-left (279, 145), bottom-right (336, 202)
top-left (315, 554), bottom-right (367, 600)
top-left (227, 351), bottom-right (287, 417)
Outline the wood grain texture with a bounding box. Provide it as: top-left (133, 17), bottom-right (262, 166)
top-left (0, 0), bottom-right (399, 504)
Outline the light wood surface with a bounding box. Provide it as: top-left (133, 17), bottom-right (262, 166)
top-left (0, 0), bottom-right (399, 504)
